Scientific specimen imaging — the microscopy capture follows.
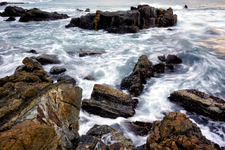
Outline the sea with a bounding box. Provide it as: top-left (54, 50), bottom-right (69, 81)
top-left (0, 0), bottom-right (225, 147)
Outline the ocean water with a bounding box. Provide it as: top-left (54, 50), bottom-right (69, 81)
top-left (0, 0), bottom-right (225, 147)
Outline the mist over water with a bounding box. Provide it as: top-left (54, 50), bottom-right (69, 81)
top-left (0, 0), bottom-right (225, 147)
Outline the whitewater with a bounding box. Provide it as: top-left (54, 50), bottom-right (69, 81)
top-left (0, 0), bottom-right (225, 147)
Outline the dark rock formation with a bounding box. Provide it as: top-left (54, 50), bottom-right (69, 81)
top-left (166, 54), bottom-right (182, 64)
top-left (0, 6), bottom-right (27, 17)
top-left (19, 8), bottom-right (69, 22)
top-left (184, 5), bottom-right (188, 9)
top-left (145, 111), bottom-right (221, 150)
top-left (5, 16), bottom-right (16, 21)
top-left (0, 6), bottom-right (69, 22)
top-left (0, 57), bottom-right (83, 149)
top-left (84, 75), bottom-right (95, 81)
top-left (57, 75), bottom-right (76, 86)
top-left (121, 55), bottom-right (154, 96)
top-left (0, 2), bottom-right (27, 6)
top-left (50, 66), bottom-right (66, 74)
top-left (82, 84), bottom-right (136, 118)
top-left (85, 8), bottom-right (90, 12)
top-left (26, 49), bottom-right (38, 54)
top-left (32, 53), bottom-right (61, 65)
top-left (66, 4), bottom-right (177, 34)
top-left (123, 121), bottom-right (152, 136)
top-left (77, 124), bottom-right (135, 150)
top-left (77, 48), bottom-right (106, 57)
top-left (169, 89), bottom-right (225, 121)
top-left (153, 63), bottom-right (165, 73)
top-left (158, 55), bottom-right (166, 62)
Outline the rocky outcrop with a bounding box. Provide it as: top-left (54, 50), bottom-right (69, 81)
top-left (82, 84), bottom-right (136, 118)
top-left (50, 66), bottom-right (66, 74)
top-left (169, 89), bottom-right (225, 121)
top-left (0, 121), bottom-right (60, 150)
top-left (121, 55), bottom-right (154, 96)
top-left (32, 53), bottom-right (61, 65)
top-left (145, 111), bottom-right (221, 150)
top-left (77, 48), bottom-right (106, 57)
top-left (158, 54), bottom-right (182, 71)
top-left (0, 2), bottom-right (26, 6)
top-left (77, 124), bottom-right (135, 150)
top-left (66, 4), bottom-right (177, 34)
top-left (57, 75), bottom-right (76, 86)
top-left (123, 121), bottom-right (152, 136)
top-left (1, 6), bottom-right (69, 22)
top-left (0, 57), bottom-right (83, 149)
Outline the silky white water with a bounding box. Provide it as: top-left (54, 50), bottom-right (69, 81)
top-left (0, 0), bottom-right (225, 147)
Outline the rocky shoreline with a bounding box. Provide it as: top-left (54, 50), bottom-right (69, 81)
top-left (0, 53), bottom-right (224, 150)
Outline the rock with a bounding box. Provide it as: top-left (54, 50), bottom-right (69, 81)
top-left (184, 5), bottom-right (188, 9)
top-left (0, 121), bottom-right (60, 150)
top-left (32, 53), bottom-right (61, 65)
top-left (166, 63), bottom-right (174, 70)
top-left (66, 5), bottom-right (177, 34)
top-left (76, 8), bottom-right (83, 12)
top-left (77, 48), bottom-right (106, 57)
top-left (5, 16), bottom-right (16, 21)
top-left (169, 89), bottom-right (225, 121)
top-left (50, 66), bottom-right (66, 74)
top-left (0, 2), bottom-right (27, 6)
top-left (166, 54), bottom-right (182, 64)
top-left (57, 75), bottom-right (76, 86)
top-left (121, 55), bottom-right (154, 96)
top-left (153, 63), bottom-right (165, 73)
top-left (0, 2), bottom-right (8, 6)
top-left (158, 55), bottom-right (166, 62)
top-left (26, 49), bottom-right (38, 54)
top-left (145, 111), bottom-right (221, 150)
top-left (19, 8), bottom-right (69, 22)
top-left (84, 75), bottom-right (95, 81)
top-left (85, 8), bottom-right (90, 12)
top-left (77, 124), bottom-right (135, 150)
top-left (82, 84), bottom-right (136, 119)
top-left (1, 6), bottom-right (27, 17)
top-left (123, 121), bottom-right (152, 136)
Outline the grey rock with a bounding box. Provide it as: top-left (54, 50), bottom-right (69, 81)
top-left (57, 75), bottom-right (76, 86)
top-left (50, 66), bottom-right (66, 74)
top-left (32, 53), bottom-right (61, 65)
top-left (78, 48), bottom-right (106, 57)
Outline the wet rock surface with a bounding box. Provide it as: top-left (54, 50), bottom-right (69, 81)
top-left (145, 111), bottom-right (221, 150)
top-left (123, 121), bottom-right (152, 136)
top-left (121, 55), bottom-right (154, 96)
top-left (57, 75), bottom-right (76, 86)
top-left (77, 48), bottom-right (106, 57)
top-left (1, 6), bottom-right (69, 22)
top-left (77, 124), bottom-right (135, 150)
top-left (32, 53), bottom-right (61, 65)
top-left (0, 57), bottom-right (83, 149)
top-left (169, 89), bottom-right (225, 121)
top-left (50, 66), bottom-right (66, 74)
top-left (82, 84), bottom-right (136, 118)
top-left (66, 4), bottom-right (177, 34)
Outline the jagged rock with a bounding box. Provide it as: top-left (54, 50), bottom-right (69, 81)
top-left (66, 4), bottom-right (177, 34)
top-left (1, 6), bottom-right (27, 17)
top-left (5, 16), bottom-right (16, 21)
top-left (77, 124), bottom-right (135, 150)
top-left (169, 89), bottom-right (225, 121)
top-left (50, 66), bottom-right (66, 74)
top-left (123, 121), bottom-right (152, 136)
top-left (166, 54), bottom-right (182, 64)
top-left (77, 48), bottom-right (106, 57)
top-left (82, 84), bottom-right (136, 119)
top-left (57, 75), bottom-right (76, 86)
top-left (145, 111), bottom-right (221, 150)
top-left (121, 55), bottom-right (154, 96)
top-left (32, 53), bottom-right (61, 65)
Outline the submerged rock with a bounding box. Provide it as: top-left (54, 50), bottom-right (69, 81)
top-left (66, 4), bottom-right (177, 34)
top-left (32, 53), bottom-right (61, 65)
top-left (121, 55), bottom-right (154, 96)
top-left (26, 49), bottom-right (38, 54)
top-left (77, 124), bottom-right (135, 150)
top-left (145, 111), bottom-right (221, 150)
top-left (82, 84), bottom-right (136, 118)
top-left (77, 48), bottom-right (106, 57)
top-left (84, 75), bottom-right (95, 81)
top-left (169, 89), bottom-right (225, 121)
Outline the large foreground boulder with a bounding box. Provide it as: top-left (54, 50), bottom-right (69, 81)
top-left (82, 84), bottom-right (136, 118)
top-left (66, 4), bottom-right (177, 34)
top-left (145, 111), bottom-right (221, 150)
top-left (169, 89), bottom-right (225, 121)
top-left (0, 57), bottom-right (83, 149)
top-left (77, 124), bottom-right (135, 150)
top-left (121, 55), bottom-right (154, 96)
